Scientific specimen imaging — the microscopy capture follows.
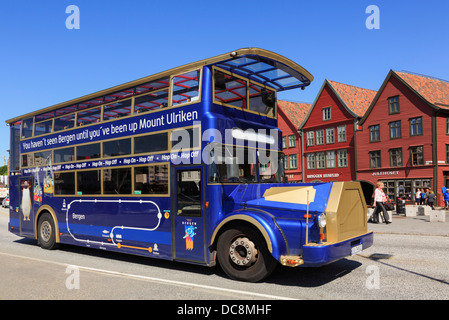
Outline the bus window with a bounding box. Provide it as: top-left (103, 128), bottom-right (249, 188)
top-left (22, 154), bottom-right (33, 168)
top-left (21, 118), bottom-right (34, 139)
top-left (77, 170), bottom-right (101, 195)
top-left (134, 89), bottom-right (169, 114)
top-left (134, 132), bottom-right (168, 154)
top-left (134, 164), bottom-right (169, 195)
top-left (135, 77), bottom-right (170, 95)
top-left (77, 106), bottom-right (102, 126)
top-left (54, 172), bottom-right (75, 195)
top-left (172, 70), bottom-right (200, 106)
top-left (103, 168), bottom-right (132, 195)
top-left (258, 151), bottom-right (285, 183)
top-left (209, 145), bottom-right (257, 183)
top-left (54, 113), bottom-right (76, 132)
top-left (176, 169), bottom-right (201, 216)
top-left (103, 99), bottom-right (132, 121)
top-left (214, 70), bottom-right (247, 109)
top-left (103, 138), bottom-right (131, 158)
top-left (54, 147), bottom-right (75, 163)
top-left (34, 119), bottom-right (53, 136)
top-left (77, 143), bottom-right (101, 161)
top-left (171, 127), bottom-right (200, 150)
top-left (248, 83), bottom-right (276, 117)
top-left (34, 151), bottom-right (52, 166)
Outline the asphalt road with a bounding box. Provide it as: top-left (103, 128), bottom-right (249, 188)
top-left (1, 207), bottom-right (448, 301)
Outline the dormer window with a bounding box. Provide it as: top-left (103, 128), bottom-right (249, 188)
top-left (323, 107), bottom-right (331, 121)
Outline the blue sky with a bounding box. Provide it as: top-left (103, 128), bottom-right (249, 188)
top-left (1, 0), bottom-right (448, 161)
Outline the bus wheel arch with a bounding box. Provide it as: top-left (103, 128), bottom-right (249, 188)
top-left (210, 216), bottom-right (278, 282)
top-left (36, 206), bottom-right (60, 250)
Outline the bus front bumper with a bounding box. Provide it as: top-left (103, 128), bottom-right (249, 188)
top-left (280, 231), bottom-right (374, 268)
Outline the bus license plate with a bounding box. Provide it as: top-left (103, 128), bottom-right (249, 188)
top-left (351, 244), bottom-right (363, 255)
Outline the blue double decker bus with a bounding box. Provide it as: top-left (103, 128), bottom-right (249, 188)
top-left (7, 48), bottom-right (373, 282)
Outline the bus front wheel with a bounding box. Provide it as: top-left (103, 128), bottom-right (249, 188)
top-left (217, 225), bottom-right (277, 282)
top-left (37, 212), bottom-right (59, 250)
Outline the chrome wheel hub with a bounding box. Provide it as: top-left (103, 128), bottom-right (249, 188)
top-left (40, 221), bottom-right (52, 242)
top-left (229, 237), bottom-right (258, 267)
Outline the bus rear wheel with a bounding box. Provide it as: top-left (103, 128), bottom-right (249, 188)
top-left (37, 212), bottom-right (59, 250)
top-left (217, 225), bottom-right (277, 282)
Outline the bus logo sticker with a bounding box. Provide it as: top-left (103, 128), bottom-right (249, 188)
top-left (183, 223), bottom-right (197, 251)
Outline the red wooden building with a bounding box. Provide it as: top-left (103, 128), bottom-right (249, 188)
top-left (357, 70), bottom-right (449, 206)
top-left (278, 100), bottom-right (312, 182)
top-left (299, 80), bottom-right (377, 184)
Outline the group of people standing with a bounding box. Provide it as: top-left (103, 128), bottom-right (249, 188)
top-left (414, 188), bottom-right (436, 209)
top-left (372, 183), bottom-right (448, 223)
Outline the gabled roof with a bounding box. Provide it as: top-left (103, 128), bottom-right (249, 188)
top-left (359, 70), bottom-right (449, 125)
top-left (299, 79), bottom-right (377, 129)
top-left (394, 71), bottom-right (449, 109)
top-left (327, 80), bottom-right (377, 117)
top-left (278, 100), bottom-right (312, 128)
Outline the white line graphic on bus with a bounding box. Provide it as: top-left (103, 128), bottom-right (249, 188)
top-left (64, 199), bottom-right (163, 251)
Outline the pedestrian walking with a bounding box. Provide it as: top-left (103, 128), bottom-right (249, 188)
top-left (427, 189), bottom-right (435, 210)
top-left (372, 181), bottom-right (390, 224)
top-left (443, 188), bottom-right (449, 209)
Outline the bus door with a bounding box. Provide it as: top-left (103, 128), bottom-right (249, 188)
top-left (19, 177), bottom-right (35, 237)
top-left (172, 166), bottom-right (206, 263)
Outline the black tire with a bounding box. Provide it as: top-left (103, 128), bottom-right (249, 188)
top-left (37, 212), bottom-right (59, 250)
top-left (217, 225), bottom-right (277, 282)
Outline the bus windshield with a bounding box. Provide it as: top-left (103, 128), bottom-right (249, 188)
top-left (208, 144), bottom-right (285, 184)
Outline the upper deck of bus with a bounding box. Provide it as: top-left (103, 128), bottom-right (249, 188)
top-left (6, 48), bottom-right (313, 170)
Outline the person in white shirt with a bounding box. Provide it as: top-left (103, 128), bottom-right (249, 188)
top-left (372, 181), bottom-right (390, 224)
top-left (415, 188), bottom-right (421, 205)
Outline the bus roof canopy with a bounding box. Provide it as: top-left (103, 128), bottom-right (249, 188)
top-left (6, 48), bottom-right (313, 125)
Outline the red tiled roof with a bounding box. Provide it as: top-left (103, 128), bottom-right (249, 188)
top-left (278, 100), bottom-right (312, 128)
top-left (394, 71), bottom-right (449, 109)
top-left (327, 80), bottom-right (377, 117)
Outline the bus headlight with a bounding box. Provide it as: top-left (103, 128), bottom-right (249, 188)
top-left (318, 213), bottom-right (326, 228)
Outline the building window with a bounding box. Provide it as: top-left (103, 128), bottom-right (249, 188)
top-left (289, 154), bottom-right (298, 169)
top-left (410, 117), bottom-right (423, 136)
top-left (337, 149), bottom-right (348, 167)
top-left (326, 128), bottom-right (335, 144)
top-left (389, 121), bottom-right (401, 139)
top-left (337, 125), bottom-right (346, 142)
top-left (288, 135), bottom-right (296, 148)
top-left (282, 136), bottom-right (287, 149)
top-left (284, 155), bottom-right (289, 170)
top-left (316, 152), bottom-right (325, 169)
top-left (446, 145), bottom-right (449, 164)
top-left (369, 150), bottom-right (382, 168)
top-left (382, 180), bottom-right (396, 200)
top-left (316, 129), bottom-right (324, 145)
top-left (390, 148), bottom-right (403, 167)
top-left (326, 151), bottom-right (335, 168)
top-left (410, 146), bottom-right (424, 166)
top-left (369, 125), bottom-right (380, 142)
top-left (323, 107), bottom-right (331, 121)
top-left (306, 131), bottom-right (314, 146)
top-left (446, 118), bottom-right (449, 135)
top-left (388, 96), bottom-right (400, 114)
top-left (307, 153), bottom-right (315, 169)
